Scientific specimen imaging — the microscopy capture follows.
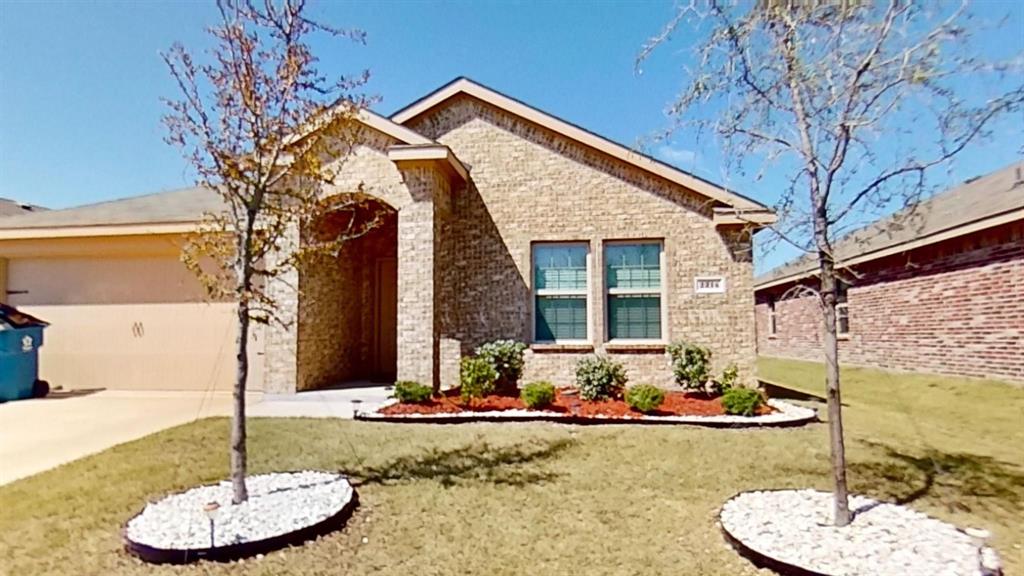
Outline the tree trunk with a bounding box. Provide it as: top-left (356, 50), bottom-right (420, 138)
top-left (231, 298), bottom-right (250, 504)
top-left (818, 256), bottom-right (852, 526)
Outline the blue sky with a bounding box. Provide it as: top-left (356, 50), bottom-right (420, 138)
top-left (1, 1), bottom-right (1021, 273)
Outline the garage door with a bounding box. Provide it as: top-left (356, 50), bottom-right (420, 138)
top-left (6, 254), bottom-right (264, 392)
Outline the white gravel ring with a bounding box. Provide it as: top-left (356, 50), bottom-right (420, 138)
top-left (357, 398), bottom-right (817, 428)
top-left (720, 489), bottom-right (1003, 576)
top-left (124, 471), bottom-right (356, 563)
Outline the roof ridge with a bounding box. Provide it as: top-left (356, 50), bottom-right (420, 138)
top-left (37, 186), bottom-right (211, 213)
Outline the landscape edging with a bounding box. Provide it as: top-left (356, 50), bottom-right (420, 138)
top-left (123, 475), bottom-right (358, 565)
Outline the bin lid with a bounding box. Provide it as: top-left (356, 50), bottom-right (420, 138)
top-left (0, 303), bottom-right (48, 331)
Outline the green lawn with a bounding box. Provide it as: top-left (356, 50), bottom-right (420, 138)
top-left (1, 358), bottom-right (1022, 575)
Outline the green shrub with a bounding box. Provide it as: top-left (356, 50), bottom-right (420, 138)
top-left (575, 355), bottom-right (628, 401)
top-left (711, 363), bottom-right (740, 395)
top-left (721, 387), bottom-right (763, 416)
top-left (475, 340), bottom-right (527, 393)
top-left (459, 356), bottom-right (499, 401)
top-left (393, 380), bottom-right (432, 404)
top-left (667, 342), bottom-right (712, 392)
top-left (521, 381), bottom-right (556, 409)
top-left (625, 384), bottom-right (665, 414)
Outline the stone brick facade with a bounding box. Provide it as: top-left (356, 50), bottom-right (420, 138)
top-left (409, 95), bottom-right (757, 388)
top-left (755, 221), bottom-right (1024, 383)
top-left (265, 92), bottom-right (763, 394)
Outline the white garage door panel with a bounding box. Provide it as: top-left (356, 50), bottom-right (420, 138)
top-left (7, 255), bottom-right (264, 391)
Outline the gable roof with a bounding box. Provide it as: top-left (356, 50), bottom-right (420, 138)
top-left (391, 77), bottom-right (772, 215)
top-left (756, 161), bottom-right (1024, 290)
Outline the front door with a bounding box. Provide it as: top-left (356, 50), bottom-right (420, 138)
top-left (373, 257), bottom-right (398, 382)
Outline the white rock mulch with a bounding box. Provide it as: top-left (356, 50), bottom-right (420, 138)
top-left (358, 398), bottom-right (816, 427)
top-left (125, 471), bottom-right (353, 550)
top-left (720, 489), bottom-right (1003, 576)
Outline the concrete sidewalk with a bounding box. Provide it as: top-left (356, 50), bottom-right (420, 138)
top-left (0, 385), bottom-right (391, 486)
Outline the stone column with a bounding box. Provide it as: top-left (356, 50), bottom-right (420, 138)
top-left (262, 224), bottom-right (300, 395)
top-left (395, 166), bottom-right (443, 387)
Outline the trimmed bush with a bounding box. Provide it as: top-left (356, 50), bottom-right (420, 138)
top-left (393, 380), bottom-right (432, 404)
top-left (711, 363), bottom-right (740, 395)
top-left (667, 342), bottom-right (712, 393)
top-left (459, 356), bottom-right (498, 401)
top-left (575, 355), bottom-right (628, 401)
top-left (521, 381), bottom-right (556, 409)
top-left (721, 387), bottom-right (763, 416)
top-left (475, 340), bottom-right (527, 393)
top-left (625, 384), bottom-right (665, 414)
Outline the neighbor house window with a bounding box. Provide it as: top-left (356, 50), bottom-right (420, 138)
top-left (768, 297), bottom-right (778, 336)
top-left (605, 242), bottom-right (664, 340)
top-left (533, 243), bottom-right (590, 342)
top-left (836, 282), bottom-right (850, 336)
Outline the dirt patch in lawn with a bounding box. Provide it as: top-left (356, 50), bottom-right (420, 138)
top-left (379, 388), bottom-right (774, 418)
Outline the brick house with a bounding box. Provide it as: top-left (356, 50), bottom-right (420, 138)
top-left (754, 162), bottom-right (1024, 383)
top-left (0, 78), bottom-right (774, 394)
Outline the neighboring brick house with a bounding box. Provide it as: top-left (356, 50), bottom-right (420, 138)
top-left (0, 78), bottom-right (775, 394)
top-left (754, 162), bottom-right (1024, 383)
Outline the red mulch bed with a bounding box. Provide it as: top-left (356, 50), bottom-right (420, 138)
top-left (380, 388), bottom-right (774, 418)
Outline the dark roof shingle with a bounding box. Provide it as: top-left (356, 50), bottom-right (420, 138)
top-left (0, 187), bottom-right (223, 230)
top-left (756, 161), bottom-right (1024, 287)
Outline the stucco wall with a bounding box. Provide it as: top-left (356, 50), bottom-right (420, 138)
top-left (755, 221), bottom-right (1024, 383)
top-left (408, 95), bottom-right (757, 387)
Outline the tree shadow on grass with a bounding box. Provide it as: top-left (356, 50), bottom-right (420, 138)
top-left (851, 440), bottom-right (1024, 516)
top-left (349, 438), bottom-right (576, 489)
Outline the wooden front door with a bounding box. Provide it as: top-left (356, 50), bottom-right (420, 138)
top-left (373, 257), bottom-right (398, 382)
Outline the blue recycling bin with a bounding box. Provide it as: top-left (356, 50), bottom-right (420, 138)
top-left (0, 304), bottom-right (49, 402)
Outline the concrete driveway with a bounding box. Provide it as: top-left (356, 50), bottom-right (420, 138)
top-left (0, 386), bottom-right (391, 485)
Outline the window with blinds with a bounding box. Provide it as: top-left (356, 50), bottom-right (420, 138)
top-left (533, 243), bottom-right (589, 342)
top-left (605, 242), bottom-right (663, 340)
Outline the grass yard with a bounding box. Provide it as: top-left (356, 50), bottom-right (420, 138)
top-left (1, 358), bottom-right (1022, 575)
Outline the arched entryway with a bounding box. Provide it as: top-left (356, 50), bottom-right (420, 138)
top-left (297, 196), bottom-right (398, 390)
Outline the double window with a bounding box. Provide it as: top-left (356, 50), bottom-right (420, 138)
top-left (532, 241), bottom-right (665, 343)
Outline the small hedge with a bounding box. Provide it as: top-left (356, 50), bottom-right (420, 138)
top-left (576, 355), bottom-right (628, 401)
top-left (460, 356), bottom-right (498, 401)
top-left (711, 363), bottom-right (740, 395)
top-left (722, 387), bottom-right (763, 416)
top-left (625, 384), bottom-right (665, 414)
top-left (393, 380), bottom-right (432, 404)
top-left (521, 381), bottom-right (556, 409)
top-left (667, 342), bottom-right (712, 392)
top-left (475, 340), bottom-right (527, 394)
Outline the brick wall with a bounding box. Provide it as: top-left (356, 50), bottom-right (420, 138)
top-left (755, 220), bottom-right (1024, 383)
top-left (297, 211), bottom-right (397, 391)
top-left (409, 95), bottom-right (758, 387)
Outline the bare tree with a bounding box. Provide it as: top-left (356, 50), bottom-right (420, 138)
top-left (640, 0), bottom-right (1023, 526)
top-left (163, 0), bottom-right (378, 504)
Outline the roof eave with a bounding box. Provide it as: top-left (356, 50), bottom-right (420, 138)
top-left (754, 205), bottom-right (1024, 291)
top-left (0, 221), bottom-right (201, 240)
top-left (713, 207), bottom-right (777, 229)
top-left (387, 144), bottom-right (470, 185)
